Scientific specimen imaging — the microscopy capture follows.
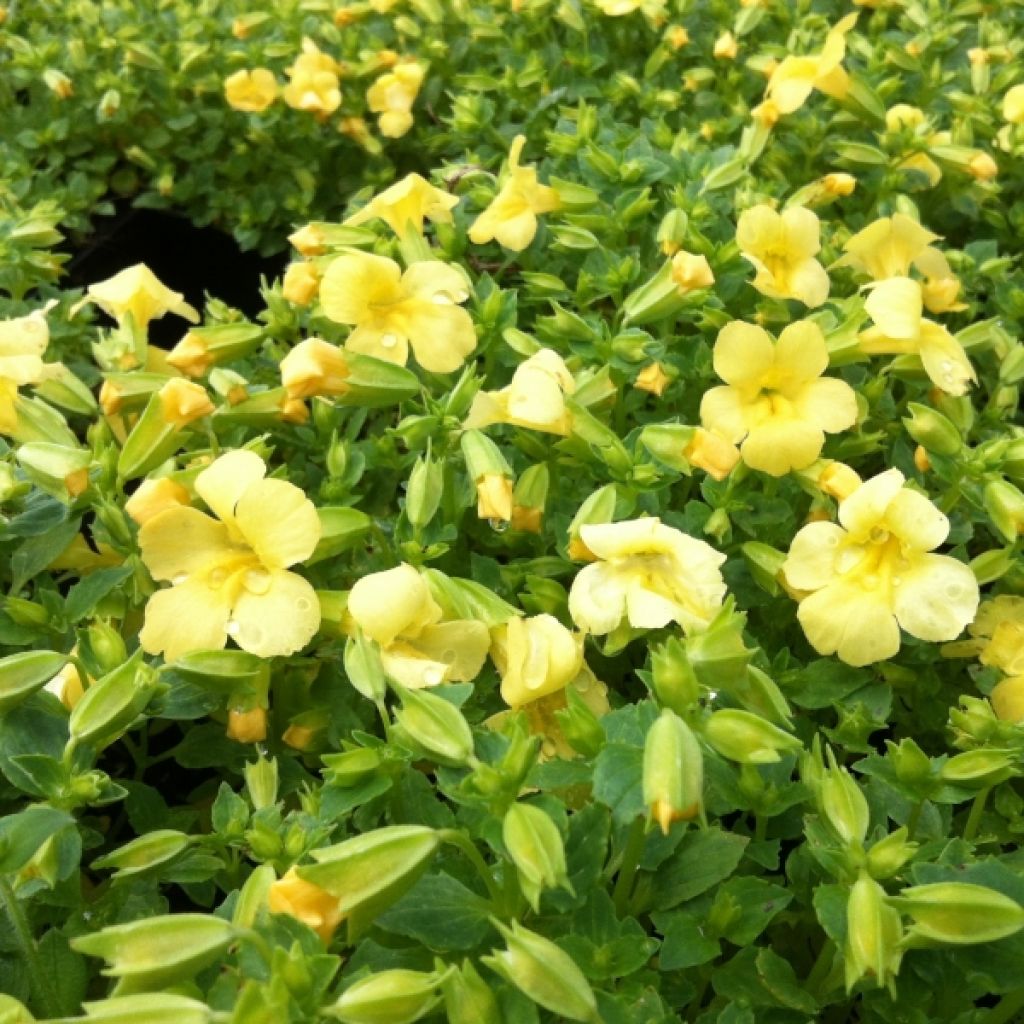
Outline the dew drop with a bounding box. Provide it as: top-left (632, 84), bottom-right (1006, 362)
top-left (442, 648), bottom-right (456, 663)
top-left (869, 527), bottom-right (889, 544)
top-left (488, 518), bottom-right (510, 533)
top-left (941, 360), bottom-right (953, 373)
top-left (423, 667), bottom-right (445, 686)
top-left (172, 573), bottom-right (188, 585)
top-left (707, 689), bottom-right (719, 702)
top-left (945, 584), bottom-right (961, 599)
top-left (431, 291), bottom-right (454, 305)
top-left (825, 534), bottom-right (840, 547)
top-left (380, 333), bottom-right (398, 349)
top-left (208, 567), bottom-right (228, 588)
top-left (296, 597), bottom-right (312, 612)
top-left (226, 619), bottom-right (240, 636)
top-left (244, 569), bottom-right (272, 595)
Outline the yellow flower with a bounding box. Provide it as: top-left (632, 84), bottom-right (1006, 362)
top-left (1003, 84), bottom-right (1024, 124)
top-left (468, 136), bottom-right (561, 252)
top-left (283, 39), bottom-right (341, 115)
top-left (968, 596), bottom-right (1024, 676)
top-left (280, 338), bottom-right (350, 400)
top-left (764, 13), bottom-right (856, 113)
top-left (289, 224), bottom-right (328, 257)
top-left (138, 450), bottom-right (322, 661)
top-left (464, 349), bottom-right (574, 434)
top-left (684, 427), bottom-right (741, 481)
top-left (76, 264), bottom-right (199, 329)
top-left (492, 614), bottom-right (584, 708)
top-left (281, 262), bottom-right (321, 306)
top-left (991, 676), bottom-right (1024, 723)
top-left (593, 0), bottom-right (667, 18)
top-left (886, 104), bottom-right (925, 132)
top-left (823, 173), bottom-right (856, 197)
top-left (0, 306), bottom-right (53, 434)
top-left (268, 867), bottom-right (344, 943)
top-left (223, 69), bottom-right (279, 113)
top-left (158, 378), bottom-right (215, 428)
top-left (859, 277), bottom-right (975, 395)
top-left (839, 214), bottom-right (939, 281)
top-left (782, 468), bottom-right (979, 666)
top-left (736, 205), bottom-right (830, 307)
top-left (568, 517), bottom-right (727, 635)
top-left (227, 707), bottom-right (267, 743)
top-left (347, 563), bottom-right (490, 688)
top-left (670, 250), bottom-right (715, 292)
top-left (366, 61), bottom-right (425, 139)
top-left (318, 251), bottom-right (476, 373)
top-left (700, 320), bottom-right (857, 476)
top-left (665, 25), bottom-right (689, 49)
top-left (476, 473), bottom-right (514, 521)
top-left (713, 31), bottom-right (738, 59)
top-left (345, 173), bottom-right (459, 237)
top-left (125, 477), bottom-right (190, 526)
top-left (968, 151), bottom-right (998, 182)
top-left (634, 361), bottom-right (670, 397)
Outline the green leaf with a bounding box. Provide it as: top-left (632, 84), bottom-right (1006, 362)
top-left (713, 876), bottom-right (793, 945)
top-left (651, 911), bottom-right (720, 970)
top-left (592, 743), bottom-right (644, 826)
top-left (0, 805), bottom-right (75, 874)
top-left (10, 517), bottom-right (81, 591)
top-left (375, 872), bottom-right (493, 951)
top-left (655, 828), bottom-right (748, 909)
top-left (64, 564), bottom-right (133, 622)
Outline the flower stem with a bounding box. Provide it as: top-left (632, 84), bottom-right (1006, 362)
top-left (0, 877), bottom-right (59, 1018)
top-left (612, 817), bottom-right (647, 917)
top-left (440, 830), bottom-right (503, 906)
top-left (963, 787), bottom-right (990, 843)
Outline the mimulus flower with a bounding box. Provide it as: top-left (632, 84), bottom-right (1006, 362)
top-left (280, 338), bottom-right (350, 400)
top-left (967, 596), bottom-right (1024, 676)
top-left (464, 349), bottom-right (574, 434)
top-left (319, 251), bottom-right (476, 373)
top-left (700, 319), bottom-right (857, 476)
top-left (568, 517), bottom-right (727, 635)
top-left (347, 563), bottom-right (490, 688)
top-left (139, 450), bottom-right (322, 661)
top-left (268, 867), bottom-right (344, 943)
top-left (783, 468), bottom-right (979, 666)
top-left (345, 173), bottom-right (460, 237)
top-left (283, 38), bottom-right (341, 115)
top-left (0, 305), bottom-right (53, 433)
top-left (75, 265), bottom-right (199, 329)
top-left (859, 277), bottom-right (975, 394)
top-left (366, 61), bottom-right (425, 138)
top-left (764, 14), bottom-right (857, 115)
top-left (736, 205), bottom-right (830, 307)
top-left (468, 136), bottom-right (561, 252)
top-left (492, 614), bottom-right (585, 708)
top-left (1003, 84), bottom-right (1024, 124)
top-left (224, 69), bottom-right (279, 113)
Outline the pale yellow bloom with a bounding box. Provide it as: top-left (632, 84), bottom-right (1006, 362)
top-left (1003, 84), bottom-right (1024, 124)
top-left (76, 264), bottom-right (199, 330)
top-left (138, 450), bottom-right (322, 661)
top-left (158, 378), bottom-right (215, 428)
top-left (224, 69), bottom-right (279, 113)
top-left (764, 13), bottom-right (857, 114)
top-left (885, 104), bottom-right (925, 132)
top-left (839, 213), bottom-right (939, 281)
top-left (476, 473), bottom-right (514, 521)
top-left (492, 614), bottom-right (584, 708)
top-left (713, 32), bottom-right (738, 60)
top-left (464, 349), bottom-right (574, 434)
top-left (665, 25), bottom-right (689, 49)
top-left (125, 477), bottom-right (191, 526)
top-left (700, 320), bottom-right (857, 476)
top-left (283, 39), bottom-right (341, 115)
top-left (0, 306), bottom-right (53, 433)
top-left (968, 151), bottom-right (998, 182)
top-left (347, 563), bottom-right (490, 688)
top-left (345, 173), bottom-right (459, 237)
top-left (366, 61), bottom-right (425, 139)
top-left (685, 428), bottom-right (741, 481)
top-left (289, 224), bottom-right (328, 257)
top-left (991, 676), bottom-right (1024, 723)
top-left (268, 867), bottom-right (344, 942)
top-left (468, 136), bottom-right (561, 252)
top-left (281, 262), bottom-right (321, 306)
top-left (670, 250), bottom-right (715, 292)
top-left (280, 338), bottom-right (350, 400)
top-left (859, 277), bottom-right (975, 395)
top-left (593, 0), bottom-right (667, 18)
top-left (969, 596), bottom-right (1024, 676)
top-left (568, 517), bottom-right (727, 635)
top-left (736, 205), bottom-right (830, 307)
top-left (634, 361), bottom-right (670, 396)
top-left (319, 251), bottom-right (476, 373)
top-left (783, 468), bottom-right (979, 666)
top-left (823, 173), bottom-right (856, 197)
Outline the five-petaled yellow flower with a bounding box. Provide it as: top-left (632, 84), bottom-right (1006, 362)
top-left (736, 205), bottom-right (830, 307)
top-left (568, 517), bottom-right (727, 635)
top-left (139, 450), bottom-right (322, 661)
top-left (75, 264), bottom-right (199, 329)
top-left (782, 468), bottom-right (979, 666)
top-left (366, 61), bottom-right (425, 139)
top-left (700, 319), bottom-right (858, 476)
top-left (0, 305), bottom-right (54, 434)
top-left (464, 348), bottom-right (574, 434)
top-left (224, 69), bottom-right (279, 113)
top-left (318, 251), bottom-right (476, 373)
top-left (345, 173), bottom-right (459, 237)
top-left (764, 14), bottom-right (857, 115)
top-left (468, 136), bottom-right (561, 252)
top-left (283, 38), bottom-right (341, 116)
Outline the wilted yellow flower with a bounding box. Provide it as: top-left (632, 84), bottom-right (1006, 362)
top-left (634, 361), bottom-right (670, 397)
top-left (764, 13), bottom-right (856, 113)
top-left (345, 173), bottom-right (459, 237)
top-left (283, 38), bottom-right (341, 116)
top-left (700, 320), bottom-right (857, 476)
top-left (568, 517), bottom-right (727, 635)
top-left (0, 305), bottom-right (53, 433)
top-left (319, 251), bottom-right (476, 373)
top-left (269, 867), bottom-right (344, 942)
top-left (75, 264), bottom-right (199, 330)
top-left (44, 69), bottom-right (74, 99)
top-left (125, 477), bottom-right (190, 526)
top-left (158, 378), bottom-right (215, 428)
top-left (736, 205), bottom-right (829, 307)
top-left (289, 224), bottom-right (328, 257)
top-left (783, 468), bottom-right (979, 666)
top-left (347, 563), bottom-right (490, 688)
top-left (281, 261), bottom-right (322, 306)
top-left (713, 31), bottom-right (738, 60)
top-left (464, 349), bottom-right (574, 434)
top-left (366, 61), bottom-right (425, 138)
top-left (138, 450), bottom-right (322, 661)
top-left (224, 69), bottom-right (279, 113)
top-left (859, 277), bottom-right (975, 395)
top-left (670, 250), bottom-right (715, 292)
top-left (1003, 84), bottom-right (1024, 124)
top-left (493, 614), bottom-right (584, 708)
top-left (281, 338), bottom-right (350, 400)
top-left (468, 136), bottom-right (561, 252)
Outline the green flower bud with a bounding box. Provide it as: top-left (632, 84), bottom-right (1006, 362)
top-left (326, 969), bottom-right (447, 1024)
top-left (392, 686), bottom-right (475, 766)
top-left (232, 863), bottom-right (275, 929)
top-left (566, 401), bottom-right (632, 476)
top-left (820, 747), bottom-right (869, 847)
top-left (33, 365), bottom-right (97, 417)
top-left (16, 442), bottom-right (91, 502)
top-left (741, 541), bottom-right (788, 596)
top-left (640, 423), bottom-right (697, 474)
top-left (167, 322), bottom-right (263, 377)
top-left (483, 920), bottom-right (597, 1022)
top-left (67, 650), bottom-right (159, 752)
top-left (322, 747), bottom-right (383, 787)
top-left (326, 435), bottom-right (349, 479)
top-left (406, 450), bottom-right (444, 529)
top-left (984, 479), bottom-right (1024, 542)
top-left (332, 352), bottom-right (422, 408)
top-left (0, 651), bottom-right (68, 714)
top-left (622, 259), bottom-right (692, 326)
top-left (441, 959), bottom-right (501, 1024)
top-left (649, 636), bottom-right (700, 712)
top-left (76, 993), bottom-right (214, 1024)
top-left (82, 622), bottom-right (128, 677)
top-left (940, 748), bottom-right (1017, 787)
top-left (10, 395), bottom-right (78, 447)
top-left (503, 803), bottom-right (572, 911)
top-left (553, 684), bottom-right (605, 758)
top-left (703, 709), bottom-right (803, 764)
top-left (0, 994), bottom-right (32, 1024)
top-left (887, 738), bottom-right (933, 786)
top-left (4, 598), bottom-right (49, 628)
top-left (866, 828), bottom-right (917, 880)
top-left (643, 708), bottom-right (703, 833)
top-left (685, 602), bottom-right (754, 689)
top-left (844, 874), bottom-right (903, 993)
top-left (344, 632), bottom-right (387, 703)
top-left (92, 830), bottom-right (191, 879)
top-left (244, 755), bottom-right (279, 810)
top-left (903, 402), bottom-right (962, 456)
top-left (948, 695), bottom-right (999, 745)
top-left (461, 429), bottom-right (512, 482)
top-left (892, 882), bottom-right (1024, 945)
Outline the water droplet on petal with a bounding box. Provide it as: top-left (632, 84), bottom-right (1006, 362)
top-left (209, 567), bottom-right (228, 588)
top-left (825, 534), bottom-right (840, 547)
top-left (226, 619), bottom-right (240, 637)
top-left (423, 667), bottom-right (445, 686)
top-left (441, 648), bottom-right (456, 663)
top-left (946, 584), bottom-right (961, 599)
top-left (431, 291), bottom-right (454, 305)
top-left (380, 333), bottom-right (397, 349)
top-left (172, 573), bottom-right (188, 585)
top-left (488, 518), bottom-right (510, 533)
top-left (941, 360), bottom-right (953, 373)
top-left (244, 569), bottom-right (271, 595)
top-left (869, 527), bottom-right (889, 544)
top-left (296, 598), bottom-right (312, 612)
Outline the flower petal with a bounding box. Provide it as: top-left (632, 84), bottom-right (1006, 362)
top-left (139, 507), bottom-right (234, 582)
top-left (793, 377), bottom-right (858, 434)
top-left (234, 478), bottom-right (321, 569)
top-left (404, 302), bottom-right (478, 374)
top-left (347, 563), bottom-right (442, 646)
top-left (864, 277), bottom-right (922, 340)
top-left (781, 206), bottom-right (823, 258)
top-left (140, 579), bottom-right (232, 662)
top-left (319, 252), bottom-right (403, 325)
top-left (797, 582), bottom-right (902, 666)
top-left (579, 518), bottom-right (662, 560)
top-left (568, 562), bottom-right (628, 634)
top-left (741, 418), bottom-right (824, 475)
top-left (775, 320), bottom-right (828, 382)
top-left (414, 620), bottom-right (491, 681)
top-left (892, 554), bottom-right (979, 642)
top-left (838, 468), bottom-right (905, 538)
top-left (713, 321), bottom-right (776, 389)
top-left (884, 488), bottom-right (948, 551)
top-left (700, 385), bottom-right (749, 443)
top-left (345, 326), bottom-right (410, 366)
top-left (196, 450), bottom-right (267, 526)
top-left (625, 585), bottom-right (687, 630)
top-left (786, 256), bottom-right (830, 308)
top-left (917, 321), bottom-right (975, 396)
top-left (783, 521), bottom-right (846, 590)
top-left (229, 569), bottom-right (321, 658)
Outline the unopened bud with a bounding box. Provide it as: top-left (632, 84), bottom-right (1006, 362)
top-left (845, 873), bottom-right (903, 992)
top-left (643, 708), bottom-right (703, 833)
top-left (893, 882), bottom-right (1024, 945)
top-left (704, 709), bottom-right (802, 764)
top-left (503, 802), bottom-right (572, 911)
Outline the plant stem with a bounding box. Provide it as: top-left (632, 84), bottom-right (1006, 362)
top-left (905, 800), bottom-right (923, 839)
top-left (612, 817), bottom-right (647, 917)
top-left (987, 988), bottom-right (1024, 1024)
top-left (963, 787), bottom-right (990, 843)
top-left (806, 938), bottom-right (836, 999)
top-left (0, 877), bottom-right (59, 1018)
top-left (440, 830), bottom-right (503, 906)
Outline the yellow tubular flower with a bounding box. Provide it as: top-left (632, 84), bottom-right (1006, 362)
top-left (969, 596), bottom-right (1024, 675)
top-left (268, 867), bottom-right (344, 943)
top-left (838, 214), bottom-right (940, 280)
top-left (281, 262), bottom-right (322, 306)
top-left (1003, 84), bottom-right (1024, 124)
top-left (860, 277), bottom-right (975, 395)
top-left (634, 361), bottom-right (670, 397)
top-left (280, 338), bottom-right (350, 400)
top-left (366, 61), bottom-right (425, 139)
top-left (345, 174), bottom-right (459, 237)
top-left (736, 205), bottom-right (830, 307)
top-left (138, 450), bottom-right (322, 661)
top-left (158, 378), bottom-right (215, 428)
top-left (283, 39), bottom-right (341, 115)
top-left (670, 250), bottom-right (715, 292)
top-left (713, 32), bottom-right (738, 60)
top-left (0, 306), bottom-right (52, 434)
top-left (125, 477), bottom-right (191, 526)
top-left (700, 320), bottom-right (858, 476)
top-left (318, 251), bottom-right (476, 373)
top-left (76, 264), bottom-right (199, 329)
top-left (765, 13), bottom-right (857, 114)
top-left (991, 677), bottom-right (1024, 723)
top-left (568, 517), bottom-right (727, 636)
top-left (464, 349), bottom-right (575, 434)
top-left (223, 69), bottom-right (279, 113)
top-left (468, 136), bottom-right (561, 252)
top-left (782, 468), bottom-right (979, 666)
top-left (493, 614), bottom-right (585, 708)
